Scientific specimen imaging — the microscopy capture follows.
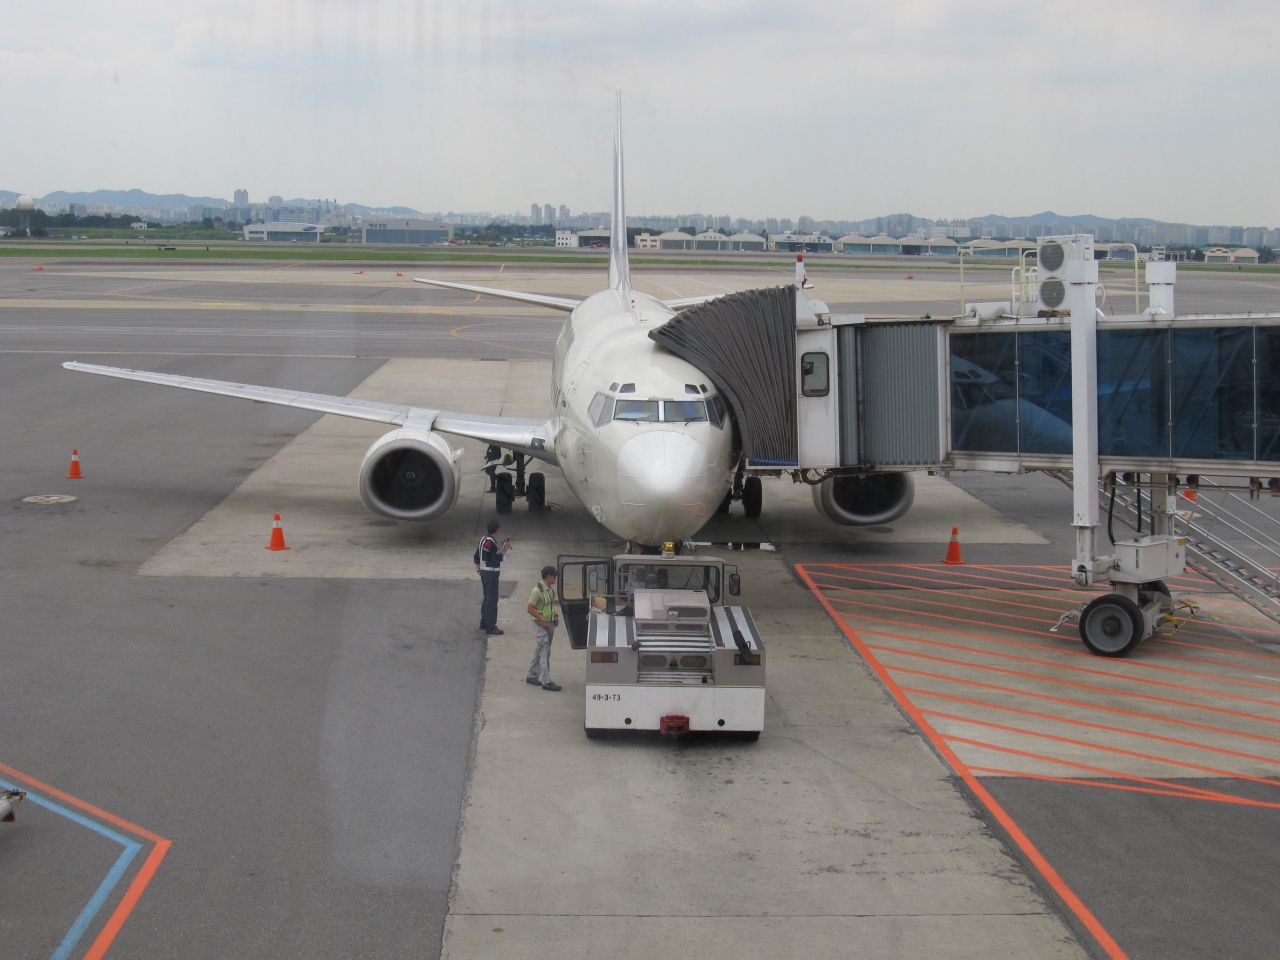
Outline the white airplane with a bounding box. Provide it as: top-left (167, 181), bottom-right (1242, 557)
top-left (63, 101), bottom-right (915, 546)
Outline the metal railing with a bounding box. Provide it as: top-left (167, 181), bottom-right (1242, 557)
top-left (1048, 470), bottom-right (1280, 625)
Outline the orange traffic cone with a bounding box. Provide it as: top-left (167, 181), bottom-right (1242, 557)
top-left (942, 526), bottom-right (965, 565)
top-left (266, 512), bottom-right (289, 551)
top-left (67, 449), bottom-right (83, 479)
top-left (1181, 488), bottom-right (1198, 501)
top-left (396, 271), bottom-right (403, 277)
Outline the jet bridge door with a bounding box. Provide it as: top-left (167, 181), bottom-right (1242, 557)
top-left (557, 555), bottom-right (614, 649)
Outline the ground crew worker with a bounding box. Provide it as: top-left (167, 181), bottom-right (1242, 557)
top-left (474, 519), bottom-right (511, 636)
top-left (526, 565), bottom-right (560, 691)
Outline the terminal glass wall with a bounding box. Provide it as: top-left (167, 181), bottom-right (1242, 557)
top-left (951, 324), bottom-right (1275, 462)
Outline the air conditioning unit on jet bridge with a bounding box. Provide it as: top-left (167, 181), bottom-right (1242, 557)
top-left (1034, 235), bottom-right (1096, 316)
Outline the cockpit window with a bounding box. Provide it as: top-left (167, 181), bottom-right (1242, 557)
top-left (588, 392), bottom-right (614, 427)
top-left (707, 394), bottom-right (727, 428)
top-left (619, 383), bottom-right (635, 394)
top-left (613, 399), bottom-right (660, 422)
top-left (663, 400), bottom-right (707, 422)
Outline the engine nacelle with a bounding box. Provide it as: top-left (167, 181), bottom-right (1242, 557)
top-left (358, 428), bottom-right (461, 521)
top-left (813, 472), bottom-right (915, 526)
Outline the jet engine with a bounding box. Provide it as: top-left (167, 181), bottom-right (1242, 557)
top-left (813, 472), bottom-right (915, 526)
top-left (358, 428), bottom-right (461, 521)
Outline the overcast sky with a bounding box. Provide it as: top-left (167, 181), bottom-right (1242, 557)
top-left (3, 1), bottom-right (1277, 224)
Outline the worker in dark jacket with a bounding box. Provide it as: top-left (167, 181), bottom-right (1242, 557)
top-left (475, 519), bottom-right (511, 636)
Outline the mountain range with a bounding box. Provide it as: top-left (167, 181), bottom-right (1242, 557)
top-left (0, 188), bottom-right (422, 217)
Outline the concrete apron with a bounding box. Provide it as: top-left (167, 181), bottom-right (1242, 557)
top-left (139, 358), bottom-right (1081, 958)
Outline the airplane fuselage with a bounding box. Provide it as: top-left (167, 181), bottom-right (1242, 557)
top-left (550, 288), bottom-right (736, 544)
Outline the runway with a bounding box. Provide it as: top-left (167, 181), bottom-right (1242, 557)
top-left (3, 255), bottom-right (1279, 959)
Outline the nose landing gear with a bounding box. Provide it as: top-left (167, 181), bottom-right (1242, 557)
top-left (485, 444), bottom-right (544, 514)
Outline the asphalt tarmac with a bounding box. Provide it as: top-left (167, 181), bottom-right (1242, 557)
top-left (2, 256), bottom-right (1279, 960)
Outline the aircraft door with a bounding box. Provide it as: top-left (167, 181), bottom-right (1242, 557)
top-left (556, 555), bottom-right (614, 649)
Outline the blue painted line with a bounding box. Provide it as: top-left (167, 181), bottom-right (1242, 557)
top-left (50, 842), bottom-right (141, 960)
top-left (0, 776), bottom-right (145, 960)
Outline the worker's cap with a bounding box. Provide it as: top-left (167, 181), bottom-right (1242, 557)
top-left (541, 565), bottom-right (557, 579)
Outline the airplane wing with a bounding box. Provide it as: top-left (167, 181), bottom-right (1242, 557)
top-left (413, 277), bottom-right (582, 312)
top-left (662, 294), bottom-right (729, 309)
top-left (61, 362), bottom-right (555, 460)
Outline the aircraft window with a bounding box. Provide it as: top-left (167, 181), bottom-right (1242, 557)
top-left (619, 383), bottom-right (635, 393)
top-left (685, 384), bottom-right (699, 394)
top-left (614, 399), bottom-right (660, 421)
top-left (700, 384), bottom-right (708, 393)
top-left (610, 382), bottom-right (620, 392)
top-left (801, 351), bottom-right (830, 397)
top-left (663, 400), bottom-right (707, 422)
top-left (707, 394), bottom-right (726, 428)
top-left (594, 395), bottom-right (615, 426)
top-left (587, 391), bottom-right (610, 426)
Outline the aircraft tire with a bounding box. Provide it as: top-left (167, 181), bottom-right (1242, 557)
top-left (716, 491), bottom-right (732, 514)
top-left (1080, 593), bottom-right (1144, 657)
top-left (743, 477), bottom-right (763, 518)
top-left (495, 473), bottom-right (515, 514)
top-left (527, 472), bottom-right (546, 511)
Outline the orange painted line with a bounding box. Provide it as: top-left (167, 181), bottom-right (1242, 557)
top-left (0, 761), bottom-right (164, 843)
top-left (899, 562), bottom-right (1092, 591)
top-left (822, 580), bottom-right (1066, 627)
top-left (830, 591), bottom-right (1280, 690)
top-left (794, 564), bottom-right (1131, 960)
top-left (967, 767), bottom-right (1280, 806)
top-left (810, 563), bottom-right (1087, 599)
top-left (902, 686), bottom-right (1280, 768)
top-left (82, 840), bottom-right (171, 960)
top-left (892, 665), bottom-right (1280, 747)
top-left (0, 760), bottom-right (170, 959)
top-left (856, 623), bottom-right (1280, 705)
top-left (1156, 636), bottom-right (1280, 659)
top-left (812, 568), bottom-right (1074, 617)
top-left (1141, 646), bottom-right (1280, 677)
top-left (868, 642), bottom-right (1280, 726)
top-left (925, 709), bottom-right (1280, 787)
top-left (948, 737), bottom-right (1280, 806)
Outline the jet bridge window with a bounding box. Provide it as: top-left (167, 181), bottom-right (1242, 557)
top-left (663, 400), bottom-right (708, 422)
top-left (588, 391), bottom-right (614, 427)
top-left (801, 352), bottom-right (830, 397)
top-left (614, 399), bottom-right (660, 422)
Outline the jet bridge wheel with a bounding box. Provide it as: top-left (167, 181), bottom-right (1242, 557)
top-left (1079, 593), bottom-right (1145, 657)
top-left (742, 477), bottom-right (763, 518)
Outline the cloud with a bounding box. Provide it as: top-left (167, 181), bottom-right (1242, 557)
top-left (2, 0), bottom-right (1278, 224)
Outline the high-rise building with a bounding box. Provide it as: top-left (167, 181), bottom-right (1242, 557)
top-left (268, 195), bottom-right (283, 208)
top-left (559, 204), bottom-right (570, 222)
top-left (544, 203), bottom-right (556, 224)
top-left (531, 203), bottom-right (542, 225)
top-left (234, 189), bottom-right (249, 206)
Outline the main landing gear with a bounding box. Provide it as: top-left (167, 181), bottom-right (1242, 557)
top-left (717, 464), bottom-right (762, 518)
top-left (484, 444), bottom-right (545, 514)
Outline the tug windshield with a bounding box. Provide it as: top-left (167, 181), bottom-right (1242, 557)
top-left (616, 562), bottom-right (721, 605)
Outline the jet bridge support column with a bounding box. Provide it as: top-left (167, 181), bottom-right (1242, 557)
top-left (1068, 254), bottom-right (1104, 586)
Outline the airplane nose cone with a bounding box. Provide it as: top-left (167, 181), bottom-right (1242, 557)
top-left (616, 430), bottom-right (713, 542)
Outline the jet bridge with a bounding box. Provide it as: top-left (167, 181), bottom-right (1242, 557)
top-left (650, 241), bottom-right (1280, 648)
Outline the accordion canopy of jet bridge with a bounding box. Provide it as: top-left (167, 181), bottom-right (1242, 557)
top-left (649, 286), bottom-right (799, 466)
top-left (651, 286), bottom-right (950, 471)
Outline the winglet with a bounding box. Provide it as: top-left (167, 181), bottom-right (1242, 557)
top-left (609, 91), bottom-right (631, 292)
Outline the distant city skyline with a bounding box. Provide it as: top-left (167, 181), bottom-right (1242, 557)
top-left (2, 3), bottom-right (1278, 226)
top-left (3, 187), bottom-right (1276, 248)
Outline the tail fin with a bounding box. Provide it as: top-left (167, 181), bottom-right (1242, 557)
top-left (609, 91), bottom-right (631, 292)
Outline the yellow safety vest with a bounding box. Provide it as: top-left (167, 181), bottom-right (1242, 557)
top-left (530, 583), bottom-right (555, 621)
